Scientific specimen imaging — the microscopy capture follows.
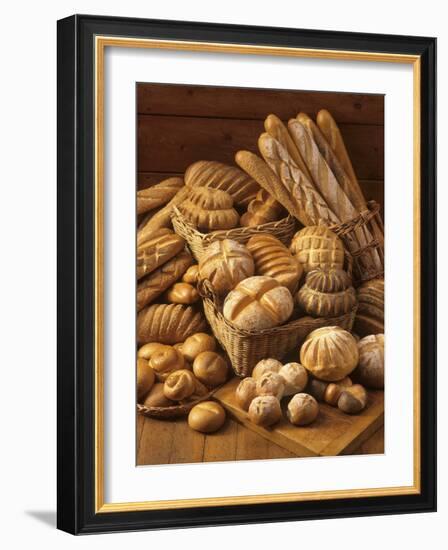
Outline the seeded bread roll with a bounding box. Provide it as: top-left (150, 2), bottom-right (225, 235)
top-left (137, 303), bottom-right (207, 345)
top-left (178, 187), bottom-right (239, 231)
top-left (184, 160), bottom-right (260, 209)
top-left (296, 268), bottom-right (357, 317)
top-left (290, 225), bottom-right (345, 273)
top-left (223, 276), bottom-right (293, 331)
top-left (137, 251), bottom-right (193, 311)
top-left (137, 177), bottom-right (184, 215)
top-left (136, 228), bottom-right (185, 280)
top-left (247, 233), bottom-right (302, 293)
top-left (198, 239), bottom-right (254, 296)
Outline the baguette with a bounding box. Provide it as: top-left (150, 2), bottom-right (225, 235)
top-left (137, 303), bottom-right (207, 345)
top-left (256, 135), bottom-right (338, 226)
top-left (136, 228), bottom-right (185, 280)
top-left (137, 186), bottom-right (189, 245)
top-left (137, 177), bottom-right (184, 215)
top-left (235, 150), bottom-right (307, 224)
top-left (184, 160), bottom-right (259, 208)
top-left (137, 251), bottom-right (193, 311)
top-left (264, 114), bottom-right (313, 182)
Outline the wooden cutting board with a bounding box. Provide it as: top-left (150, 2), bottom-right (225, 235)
top-left (214, 378), bottom-right (384, 457)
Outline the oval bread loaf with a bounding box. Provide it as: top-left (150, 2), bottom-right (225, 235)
top-left (199, 239), bottom-right (255, 296)
top-left (136, 228), bottom-right (185, 280)
top-left (184, 160), bottom-right (260, 208)
top-left (137, 303), bottom-right (207, 345)
top-left (223, 276), bottom-right (294, 331)
top-left (137, 177), bottom-right (184, 215)
top-left (247, 233), bottom-right (302, 292)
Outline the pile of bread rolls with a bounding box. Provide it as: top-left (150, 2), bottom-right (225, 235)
top-left (236, 327), bottom-right (384, 426)
top-left (137, 332), bottom-right (228, 433)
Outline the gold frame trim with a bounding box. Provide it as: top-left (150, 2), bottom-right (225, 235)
top-left (94, 36), bottom-right (421, 514)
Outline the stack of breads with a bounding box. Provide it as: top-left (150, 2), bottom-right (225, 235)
top-left (236, 327), bottom-right (384, 427)
top-left (136, 108), bottom-right (385, 427)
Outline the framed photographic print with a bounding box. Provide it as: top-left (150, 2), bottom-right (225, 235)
top-left (57, 14), bottom-right (436, 534)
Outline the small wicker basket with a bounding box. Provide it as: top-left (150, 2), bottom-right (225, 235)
top-left (330, 201), bottom-right (384, 285)
top-left (198, 280), bottom-right (357, 378)
top-left (172, 206), bottom-right (296, 262)
top-left (137, 388), bottom-right (218, 420)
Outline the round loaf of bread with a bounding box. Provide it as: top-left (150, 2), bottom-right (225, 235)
top-left (287, 393), bottom-right (319, 426)
top-left (353, 333), bottom-right (384, 389)
top-left (297, 268), bottom-right (357, 317)
top-left (193, 351), bottom-right (228, 388)
top-left (199, 239), bottom-right (254, 296)
top-left (165, 282), bottom-right (199, 305)
top-left (143, 383), bottom-right (175, 408)
top-left (279, 362), bottom-right (308, 396)
top-left (137, 342), bottom-right (169, 361)
top-left (182, 265), bottom-right (199, 285)
top-left (256, 372), bottom-right (285, 400)
top-left (181, 333), bottom-right (216, 363)
top-left (235, 377), bottom-right (257, 411)
top-left (188, 401), bottom-right (226, 433)
top-left (248, 396), bottom-right (282, 427)
top-left (300, 326), bottom-right (359, 382)
top-left (252, 358), bottom-right (283, 380)
top-left (137, 357), bottom-right (156, 400)
top-left (290, 226), bottom-right (344, 273)
top-left (246, 233), bottom-right (302, 293)
top-left (163, 369), bottom-right (197, 401)
top-left (223, 276), bottom-right (293, 331)
top-left (179, 187), bottom-right (239, 231)
top-left (149, 346), bottom-right (185, 381)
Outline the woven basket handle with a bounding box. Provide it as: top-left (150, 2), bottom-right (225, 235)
top-left (197, 278), bottom-right (221, 308)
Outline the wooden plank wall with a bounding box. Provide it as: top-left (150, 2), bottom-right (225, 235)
top-left (137, 83), bottom-right (384, 208)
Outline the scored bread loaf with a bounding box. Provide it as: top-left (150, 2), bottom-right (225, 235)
top-left (354, 278), bottom-right (384, 336)
top-left (290, 225), bottom-right (345, 273)
top-left (246, 233), bottom-right (302, 293)
top-left (223, 276), bottom-right (294, 331)
top-left (137, 303), bottom-right (207, 345)
top-left (137, 177), bottom-right (184, 215)
top-left (240, 189), bottom-right (285, 227)
top-left (178, 187), bottom-right (239, 231)
top-left (136, 228), bottom-right (185, 280)
top-left (198, 239), bottom-right (255, 296)
top-left (137, 251), bottom-right (193, 311)
top-left (184, 160), bottom-right (259, 208)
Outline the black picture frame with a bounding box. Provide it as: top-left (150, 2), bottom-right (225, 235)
top-left (57, 14), bottom-right (436, 534)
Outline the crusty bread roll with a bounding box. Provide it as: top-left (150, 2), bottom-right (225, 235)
top-left (136, 228), bottom-right (185, 280)
top-left (193, 351), bottom-right (228, 388)
top-left (178, 187), bottom-right (239, 231)
top-left (182, 265), bottom-right (199, 285)
top-left (251, 358), bottom-right (283, 380)
top-left (143, 383), bottom-right (175, 408)
top-left (248, 395), bottom-right (282, 427)
top-left (296, 268), bottom-right (357, 317)
top-left (163, 369), bottom-right (197, 401)
top-left (240, 189), bottom-right (285, 227)
top-left (137, 357), bottom-right (155, 400)
top-left (235, 377), bottom-right (257, 411)
top-left (300, 326), bottom-right (359, 382)
top-left (181, 333), bottom-right (216, 363)
top-left (165, 282), bottom-right (199, 305)
top-left (247, 233), bottom-right (302, 293)
top-left (338, 384), bottom-right (367, 414)
top-left (137, 177), bottom-right (184, 215)
top-left (137, 342), bottom-right (169, 361)
top-left (149, 346), bottom-right (185, 381)
top-left (184, 160), bottom-right (259, 209)
top-left (290, 225), bottom-right (345, 273)
top-left (353, 334), bottom-right (384, 389)
top-left (137, 251), bottom-right (193, 311)
top-left (188, 401), bottom-right (226, 433)
top-left (198, 239), bottom-right (254, 296)
top-left (287, 393), bottom-right (319, 426)
top-left (223, 276), bottom-right (293, 331)
top-left (279, 362), bottom-right (308, 396)
top-left (323, 376), bottom-right (353, 406)
top-left (256, 371), bottom-right (285, 400)
top-left (137, 303), bottom-right (207, 345)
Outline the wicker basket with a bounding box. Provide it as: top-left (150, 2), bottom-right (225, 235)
top-left (330, 201), bottom-right (384, 285)
top-left (172, 206), bottom-right (296, 261)
top-left (198, 280), bottom-right (357, 378)
top-left (137, 388), bottom-right (217, 420)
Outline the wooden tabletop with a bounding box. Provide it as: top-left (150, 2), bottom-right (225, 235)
top-left (137, 413), bottom-right (384, 466)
